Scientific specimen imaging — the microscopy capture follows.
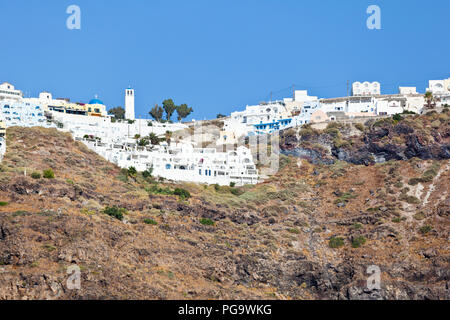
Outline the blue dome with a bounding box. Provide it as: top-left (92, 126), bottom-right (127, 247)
top-left (89, 98), bottom-right (104, 105)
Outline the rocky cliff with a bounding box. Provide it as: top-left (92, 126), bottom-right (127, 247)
top-left (280, 110), bottom-right (450, 165)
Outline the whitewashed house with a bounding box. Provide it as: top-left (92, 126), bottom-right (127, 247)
top-left (0, 82), bottom-right (23, 102)
top-left (219, 90), bottom-right (318, 141)
top-left (352, 81), bottom-right (381, 96)
top-left (426, 78), bottom-right (450, 107)
top-left (81, 139), bottom-right (258, 186)
top-left (0, 100), bottom-right (50, 127)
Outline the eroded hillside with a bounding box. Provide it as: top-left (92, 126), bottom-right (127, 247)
top-left (0, 117), bottom-right (448, 300)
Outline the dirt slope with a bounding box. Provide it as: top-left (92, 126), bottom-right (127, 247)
top-left (0, 122), bottom-right (448, 300)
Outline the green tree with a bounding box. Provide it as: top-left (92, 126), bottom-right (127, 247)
top-left (148, 133), bottom-right (160, 145)
top-left (138, 138), bottom-right (149, 147)
top-left (176, 103), bottom-right (193, 122)
top-left (424, 91), bottom-right (435, 109)
top-left (162, 99), bottom-right (177, 121)
top-left (216, 114), bottom-right (226, 119)
top-left (127, 167), bottom-right (137, 177)
top-left (149, 104), bottom-right (164, 122)
top-left (108, 107), bottom-right (125, 120)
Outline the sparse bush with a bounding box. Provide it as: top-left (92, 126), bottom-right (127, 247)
top-left (147, 184), bottom-right (173, 196)
top-left (143, 218), bottom-right (158, 225)
top-left (419, 225), bottom-right (432, 235)
top-left (230, 188), bottom-right (243, 196)
top-left (31, 172), bottom-right (41, 179)
top-left (394, 181), bottom-right (403, 188)
top-left (142, 168), bottom-right (153, 178)
top-left (400, 195), bottom-right (420, 204)
top-left (334, 192), bottom-right (357, 204)
top-left (117, 168), bottom-right (129, 182)
top-left (329, 236), bottom-right (344, 248)
top-left (392, 114), bottom-right (403, 122)
top-left (127, 167), bottom-right (137, 177)
top-left (173, 188), bottom-right (191, 200)
top-left (287, 228), bottom-right (300, 234)
top-left (43, 169), bottom-right (55, 179)
top-left (354, 123), bottom-right (365, 132)
top-left (103, 206), bottom-right (127, 221)
top-left (351, 236), bottom-right (366, 248)
top-left (200, 218), bottom-right (215, 226)
top-left (352, 223), bottom-right (362, 230)
top-left (229, 182), bottom-right (236, 187)
top-left (413, 212), bottom-right (426, 220)
top-left (43, 244), bottom-right (56, 252)
top-left (214, 184), bottom-right (220, 191)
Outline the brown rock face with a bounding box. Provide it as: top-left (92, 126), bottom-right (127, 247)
top-left (280, 111), bottom-right (450, 165)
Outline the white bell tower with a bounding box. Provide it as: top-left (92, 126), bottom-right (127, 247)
top-left (125, 87), bottom-right (135, 120)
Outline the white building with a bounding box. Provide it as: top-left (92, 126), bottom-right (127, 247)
top-left (426, 78), bottom-right (450, 107)
top-left (219, 90), bottom-right (318, 142)
top-left (0, 82), bottom-right (23, 102)
top-left (81, 139), bottom-right (258, 186)
top-left (375, 98), bottom-right (404, 115)
top-left (53, 112), bottom-right (188, 143)
top-left (352, 81), bottom-right (381, 96)
top-left (0, 100), bottom-right (51, 127)
top-left (320, 96), bottom-right (377, 117)
top-left (125, 88), bottom-right (135, 120)
top-left (426, 78), bottom-right (450, 94)
top-left (399, 87), bottom-right (417, 95)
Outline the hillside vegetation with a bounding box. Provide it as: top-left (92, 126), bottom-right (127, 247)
top-left (0, 113), bottom-right (448, 299)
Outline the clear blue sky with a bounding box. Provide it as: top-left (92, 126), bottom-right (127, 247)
top-left (0, 0), bottom-right (449, 120)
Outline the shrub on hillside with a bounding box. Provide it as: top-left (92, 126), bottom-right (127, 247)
top-left (143, 218), bottom-right (158, 225)
top-left (230, 188), bottom-right (243, 196)
top-left (31, 171), bottom-right (41, 179)
top-left (419, 225), bottom-right (432, 235)
top-left (354, 123), bottom-right (365, 132)
top-left (127, 167), bottom-right (137, 177)
top-left (142, 168), bottom-right (153, 178)
top-left (103, 206), bottom-right (127, 221)
top-left (200, 218), bottom-right (215, 226)
top-left (43, 169), bottom-right (55, 179)
top-left (351, 236), bottom-right (366, 248)
top-left (329, 236), bottom-right (344, 248)
top-left (173, 188), bottom-right (191, 200)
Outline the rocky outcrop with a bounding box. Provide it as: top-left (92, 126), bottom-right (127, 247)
top-left (280, 112), bottom-right (450, 165)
